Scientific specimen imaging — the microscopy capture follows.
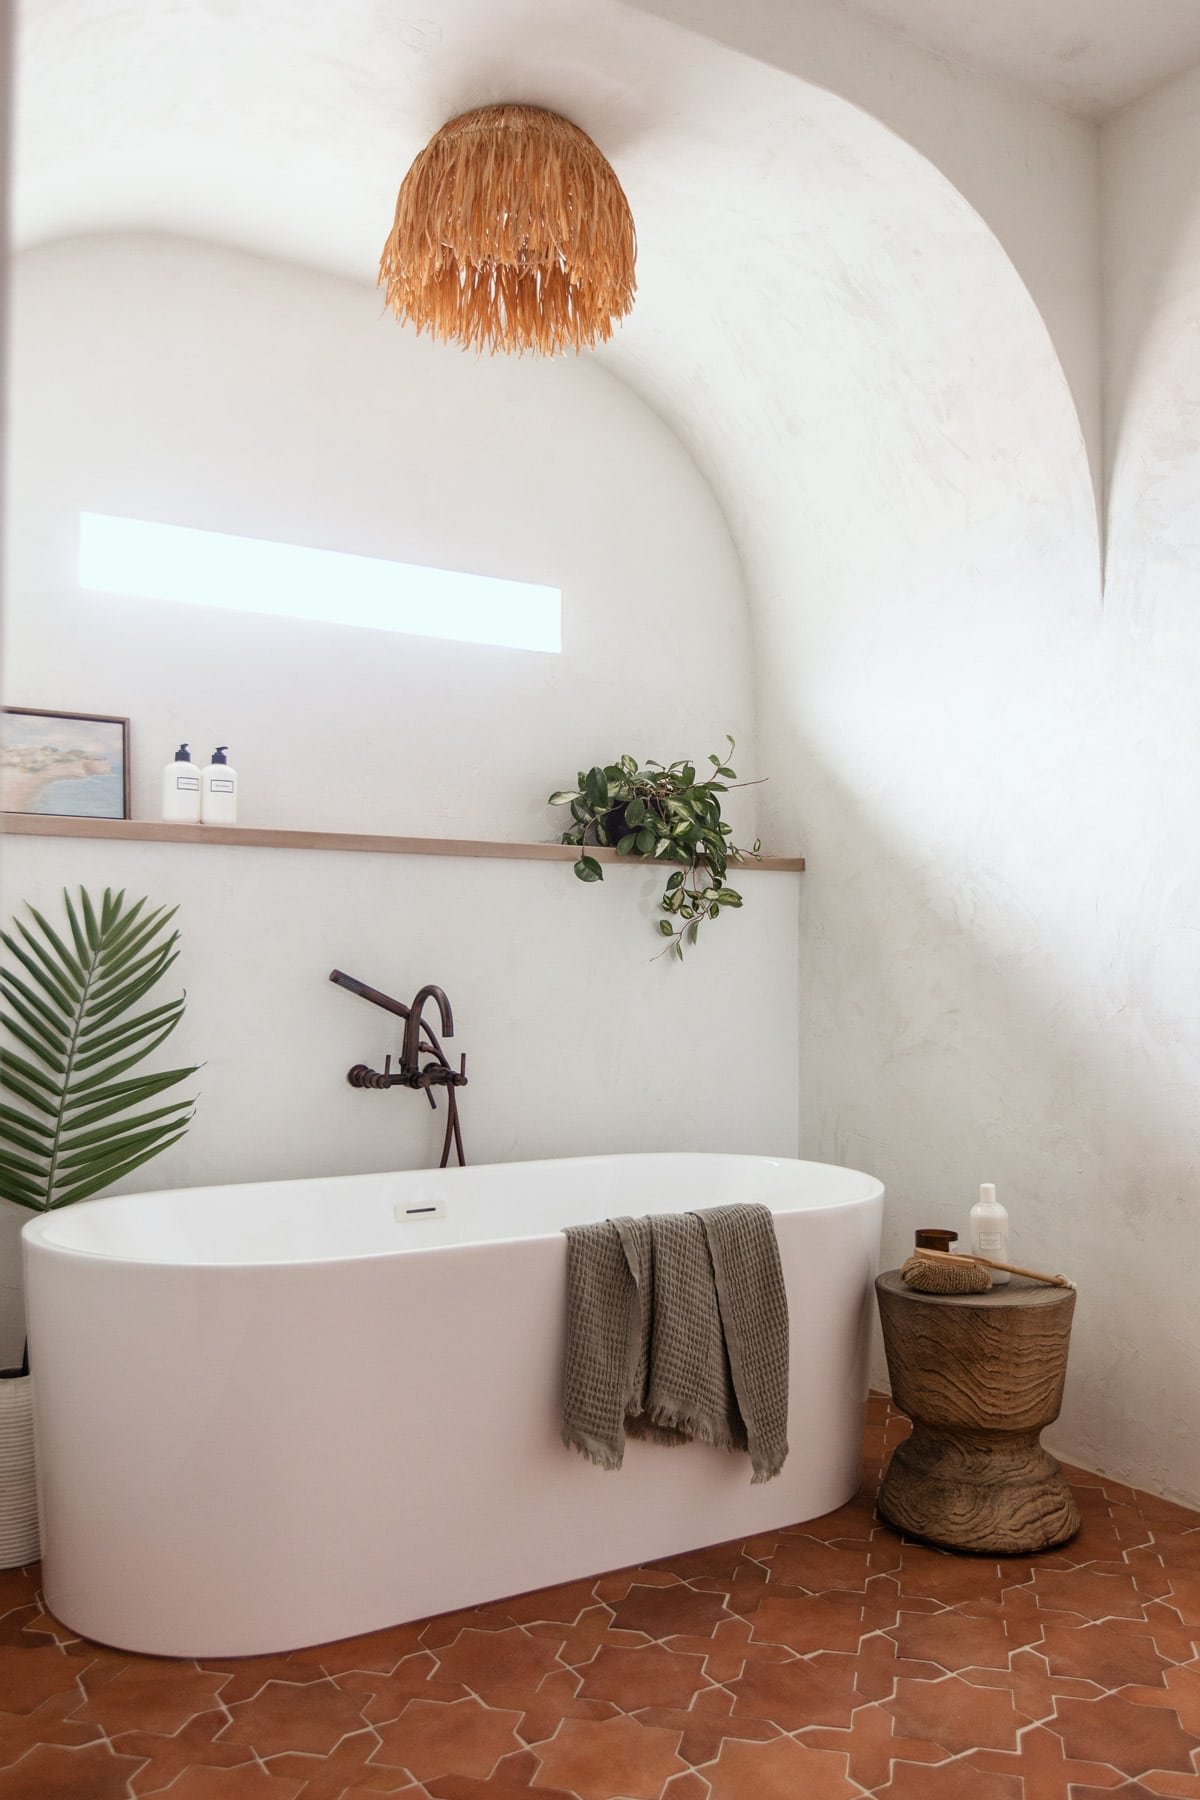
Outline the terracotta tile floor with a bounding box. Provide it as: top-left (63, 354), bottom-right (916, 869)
top-left (3, 1395), bottom-right (1200, 1798)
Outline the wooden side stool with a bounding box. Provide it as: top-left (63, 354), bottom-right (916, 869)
top-left (875, 1270), bottom-right (1080, 1553)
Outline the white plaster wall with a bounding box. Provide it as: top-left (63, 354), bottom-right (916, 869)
top-left (0, 231), bottom-right (788, 1361)
top-left (622, 0), bottom-right (1104, 525)
top-left (1083, 65), bottom-right (1200, 1497)
top-left (2, 233), bottom-right (758, 843)
top-left (641, 60), bottom-right (1200, 1501)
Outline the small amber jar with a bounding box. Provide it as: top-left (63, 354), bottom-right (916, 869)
top-left (914, 1228), bottom-right (958, 1253)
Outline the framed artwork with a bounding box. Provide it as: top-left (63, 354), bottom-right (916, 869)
top-left (0, 708), bottom-right (131, 819)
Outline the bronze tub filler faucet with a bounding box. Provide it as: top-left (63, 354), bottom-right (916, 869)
top-left (329, 970), bottom-right (468, 1168)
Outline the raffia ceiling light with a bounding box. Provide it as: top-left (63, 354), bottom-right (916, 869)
top-left (378, 104), bottom-right (637, 355)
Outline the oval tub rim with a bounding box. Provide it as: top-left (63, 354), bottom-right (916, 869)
top-left (20, 1151), bottom-right (885, 1271)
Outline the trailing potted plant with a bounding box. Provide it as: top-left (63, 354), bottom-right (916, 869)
top-left (549, 736), bottom-right (763, 958)
top-left (0, 886), bottom-right (198, 1566)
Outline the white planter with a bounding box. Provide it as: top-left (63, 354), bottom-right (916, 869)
top-left (0, 1374), bottom-right (40, 1567)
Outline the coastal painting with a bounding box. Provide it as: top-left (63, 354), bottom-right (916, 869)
top-left (0, 709), bottom-right (130, 819)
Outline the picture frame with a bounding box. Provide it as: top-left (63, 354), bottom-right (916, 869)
top-left (0, 708), bottom-right (131, 820)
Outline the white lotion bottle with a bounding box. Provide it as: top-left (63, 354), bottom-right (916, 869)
top-left (201, 746), bottom-right (238, 825)
top-left (162, 744), bottom-right (201, 823)
top-left (969, 1182), bottom-right (1010, 1283)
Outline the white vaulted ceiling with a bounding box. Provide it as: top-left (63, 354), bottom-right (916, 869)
top-left (10, 0), bottom-right (1102, 729)
top-left (820, 0), bottom-right (1200, 119)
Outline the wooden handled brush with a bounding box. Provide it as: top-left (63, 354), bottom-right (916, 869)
top-left (901, 1246), bottom-right (1074, 1295)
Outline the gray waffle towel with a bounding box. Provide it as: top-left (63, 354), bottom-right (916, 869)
top-left (562, 1203), bottom-right (789, 1483)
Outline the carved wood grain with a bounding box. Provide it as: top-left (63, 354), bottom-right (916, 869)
top-left (875, 1270), bottom-right (1080, 1553)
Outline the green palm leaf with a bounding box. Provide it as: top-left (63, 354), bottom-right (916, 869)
top-left (0, 887), bottom-right (199, 1212)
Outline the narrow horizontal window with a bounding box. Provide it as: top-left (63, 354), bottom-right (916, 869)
top-left (78, 514), bottom-right (561, 654)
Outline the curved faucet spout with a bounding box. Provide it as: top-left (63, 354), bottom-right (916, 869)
top-left (402, 985), bottom-right (454, 1076)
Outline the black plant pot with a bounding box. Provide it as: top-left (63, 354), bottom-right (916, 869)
top-left (599, 804), bottom-right (630, 846)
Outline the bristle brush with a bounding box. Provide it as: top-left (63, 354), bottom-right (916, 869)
top-left (901, 1246), bottom-right (1074, 1295)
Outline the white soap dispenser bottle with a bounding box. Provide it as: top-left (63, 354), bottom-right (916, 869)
top-left (969, 1182), bottom-right (1010, 1283)
top-left (201, 746), bottom-right (238, 825)
top-left (162, 744), bottom-right (201, 823)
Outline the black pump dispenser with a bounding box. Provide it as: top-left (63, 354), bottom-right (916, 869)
top-left (211, 746), bottom-right (228, 764)
top-left (174, 744), bottom-right (191, 761)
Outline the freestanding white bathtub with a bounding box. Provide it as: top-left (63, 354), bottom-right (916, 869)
top-left (23, 1153), bottom-right (883, 1657)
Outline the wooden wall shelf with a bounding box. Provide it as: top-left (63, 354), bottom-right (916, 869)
top-left (1, 813), bottom-right (805, 872)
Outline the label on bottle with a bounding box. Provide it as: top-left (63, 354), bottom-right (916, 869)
top-left (976, 1231), bottom-right (1005, 1253)
top-left (209, 778), bottom-right (235, 792)
top-left (175, 775), bottom-right (200, 791)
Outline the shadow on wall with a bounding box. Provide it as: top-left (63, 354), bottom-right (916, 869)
top-left (1101, 65), bottom-right (1200, 579)
top-left (787, 743), bottom-right (1200, 1509)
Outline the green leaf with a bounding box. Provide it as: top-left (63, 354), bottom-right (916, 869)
top-left (83, 954), bottom-right (181, 1027)
top-left (72, 1005), bottom-right (185, 1072)
top-left (17, 917), bottom-right (87, 1000)
top-left (80, 995), bottom-right (183, 1051)
top-left (57, 1116), bottom-right (194, 1173)
top-left (25, 906), bottom-right (85, 987)
top-left (0, 881), bottom-right (198, 1213)
top-left (64, 1051), bottom-right (196, 1101)
top-left (92, 895), bottom-right (149, 962)
top-left (0, 1102), bottom-right (51, 1137)
top-left (0, 1141), bottom-right (49, 1180)
top-left (686, 921), bottom-right (700, 946)
top-left (625, 798), bottom-right (647, 827)
top-left (51, 1130), bottom-right (190, 1208)
top-left (2, 931), bottom-right (78, 1015)
top-left (0, 1047), bottom-right (62, 1098)
top-left (0, 1066), bottom-right (59, 1118)
top-left (654, 837), bottom-right (675, 857)
top-left (1, 967), bottom-right (71, 1036)
top-left (97, 905), bottom-right (177, 974)
top-left (547, 790), bottom-right (580, 807)
top-left (60, 1099), bottom-right (194, 1150)
top-left (0, 1162), bottom-right (45, 1207)
top-left (0, 1013), bottom-right (66, 1073)
top-left (583, 766), bottom-right (610, 811)
top-left (87, 934), bottom-right (179, 1004)
top-left (1, 987), bottom-right (69, 1058)
top-left (0, 1116), bottom-right (54, 1159)
top-left (665, 871), bottom-right (685, 892)
top-left (657, 920), bottom-right (675, 937)
top-left (79, 888), bottom-right (101, 952)
top-left (716, 766), bottom-right (736, 779)
top-left (635, 827), bottom-right (655, 854)
top-left (616, 833), bottom-right (637, 855)
top-left (619, 755), bottom-right (638, 777)
top-left (573, 856), bottom-right (604, 884)
top-left (62, 889), bottom-right (91, 966)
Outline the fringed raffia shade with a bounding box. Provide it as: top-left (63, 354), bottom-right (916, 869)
top-left (378, 104), bottom-right (637, 355)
